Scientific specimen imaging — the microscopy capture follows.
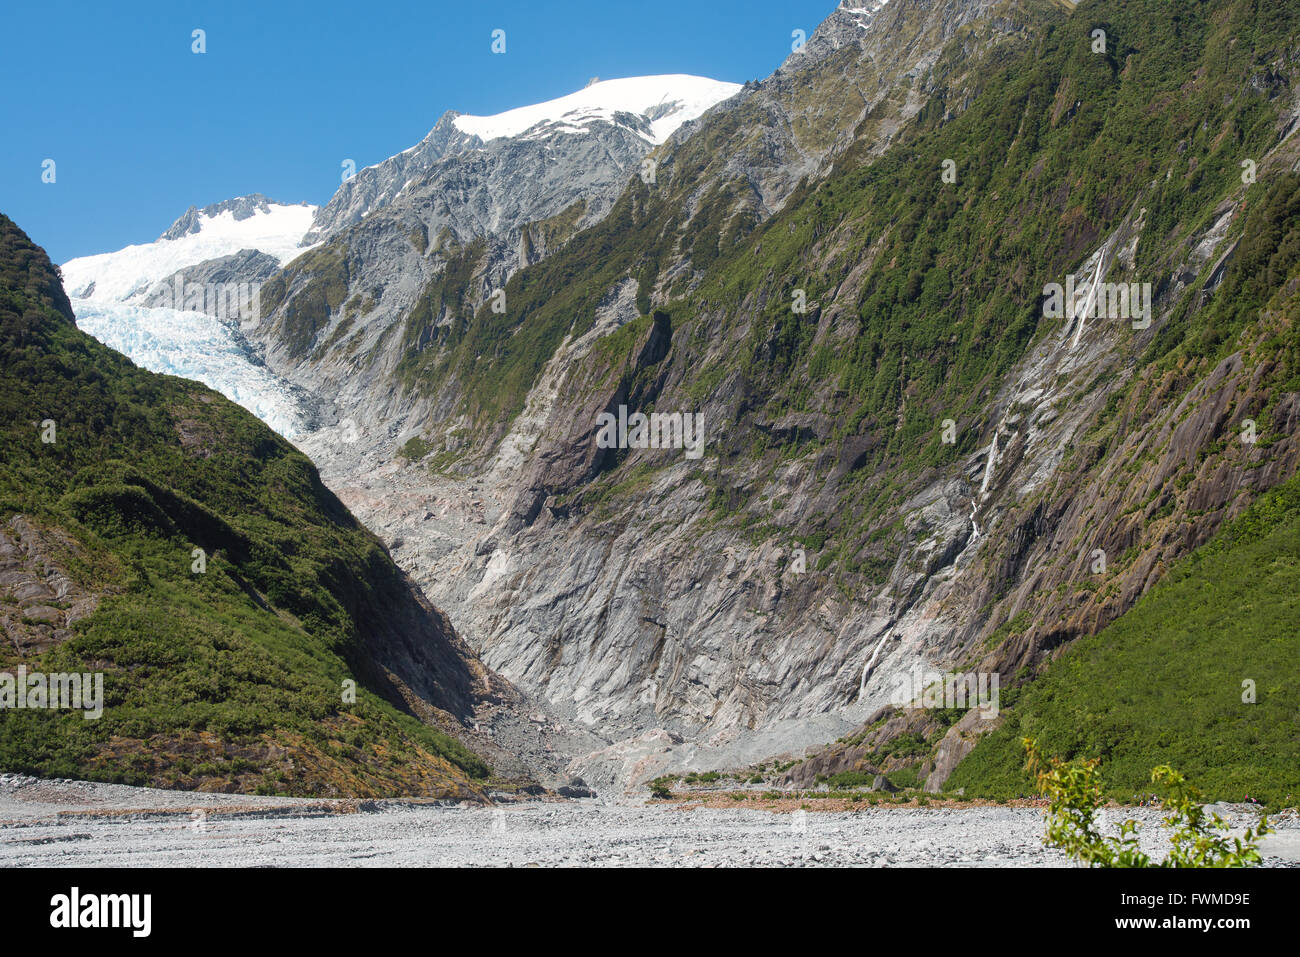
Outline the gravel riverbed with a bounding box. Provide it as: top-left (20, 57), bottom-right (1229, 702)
top-left (2, 774), bottom-right (1296, 867)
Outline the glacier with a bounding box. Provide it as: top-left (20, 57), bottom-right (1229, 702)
top-left (73, 298), bottom-right (310, 440)
top-left (63, 197), bottom-right (317, 441)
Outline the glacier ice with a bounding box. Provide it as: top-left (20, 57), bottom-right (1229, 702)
top-left (73, 299), bottom-right (309, 440)
top-left (63, 198), bottom-right (316, 442)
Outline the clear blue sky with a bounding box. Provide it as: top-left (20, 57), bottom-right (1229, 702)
top-left (1, 0), bottom-right (837, 263)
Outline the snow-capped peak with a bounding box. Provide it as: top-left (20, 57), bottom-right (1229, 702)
top-left (62, 196), bottom-right (316, 304)
top-left (450, 74), bottom-right (742, 146)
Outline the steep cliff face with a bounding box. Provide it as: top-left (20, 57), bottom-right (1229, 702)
top-left (240, 0), bottom-right (1072, 790)
top-left (249, 0), bottom-right (1298, 797)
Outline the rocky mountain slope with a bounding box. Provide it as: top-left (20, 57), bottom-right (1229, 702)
top-left (248, 0), bottom-right (1106, 793)
top-left (247, 76), bottom-right (741, 441)
top-left (285, 0), bottom-right (1298, 800)
top-left (301, 75), bottom-right (742, 244)
top-left (247, 1), bottom-right (1055, 447)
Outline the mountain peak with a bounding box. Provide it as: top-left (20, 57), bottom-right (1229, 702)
top-left (159, 193), bottom-right (310, 242)
top-left (449, 74), bottom-right (742, 146)
top-left (302, 73), bottom-right (741, 244)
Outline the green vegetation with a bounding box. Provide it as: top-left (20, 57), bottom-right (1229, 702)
top-left (823, 769), bottom-right (875, 789)
top-left (1025, 739), bottom-right (1271, 867)
top-left (521, 199), bottom-right (587, 259)
top-left (257, 244), bottom-right (350, 360)
top-left (683, 769), bottom-right (724, 785)
top-left (394, 237), bottom-right (487, 390)
top-left (398, 436), bottom-right (433, 462)
top-left (0, 214), bottom-right (489, 796)
top-left (1150, 170), bottom-right (1300, 379)
top-left (409, 224), bottom-right (428, 255)
top-left (403, 185), bottom-right (672, 424)
top-left (950, 474), bottom-right (1300, 806)
top-left (700, 0), bottom-right (1292, 474)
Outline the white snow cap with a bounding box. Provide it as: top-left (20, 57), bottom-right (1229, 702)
top-left (62, 201), bottom-right (316, 304)
top-left (451, 74), bottom-right (742, 146)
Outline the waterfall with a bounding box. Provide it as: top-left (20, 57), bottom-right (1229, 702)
top-left (857, 629), bottom-right (895, 701)
top-left (1070, 240), bottom-right (1112, 349)
top-left (979, 431), bottom-right (999, 497)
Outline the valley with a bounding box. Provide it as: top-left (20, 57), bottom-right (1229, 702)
top-left (5, 0), bottom-right (1298, 822)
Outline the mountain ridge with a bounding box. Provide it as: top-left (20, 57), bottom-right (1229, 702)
top-left (300, 73), bottom-right (742, 245)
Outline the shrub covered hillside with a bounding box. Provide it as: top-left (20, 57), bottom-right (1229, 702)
top-left (0, 213), bottom-right (494, 797)
top-left (950, 471), bottom-right (1300, 807)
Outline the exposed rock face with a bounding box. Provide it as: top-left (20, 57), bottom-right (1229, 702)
top-left (302, 115), bottom-right (650, 254)
top-left (142, 249), bottom-right (283, 307)
top-left (301, 113), bottom-right (476, 245)
top-left (0, 516), bottom-right (105, 655)
top-left (301, 75), bottom-right (741, 246)
top-left (248, 0), bottom-right (1040, 371)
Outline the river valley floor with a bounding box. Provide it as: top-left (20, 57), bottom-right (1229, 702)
top-left (2, 774), bottom-right (1297, 867)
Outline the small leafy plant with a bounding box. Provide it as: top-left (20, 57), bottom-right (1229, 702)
top-left (1024, 738), bottom-right (1271, 867)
